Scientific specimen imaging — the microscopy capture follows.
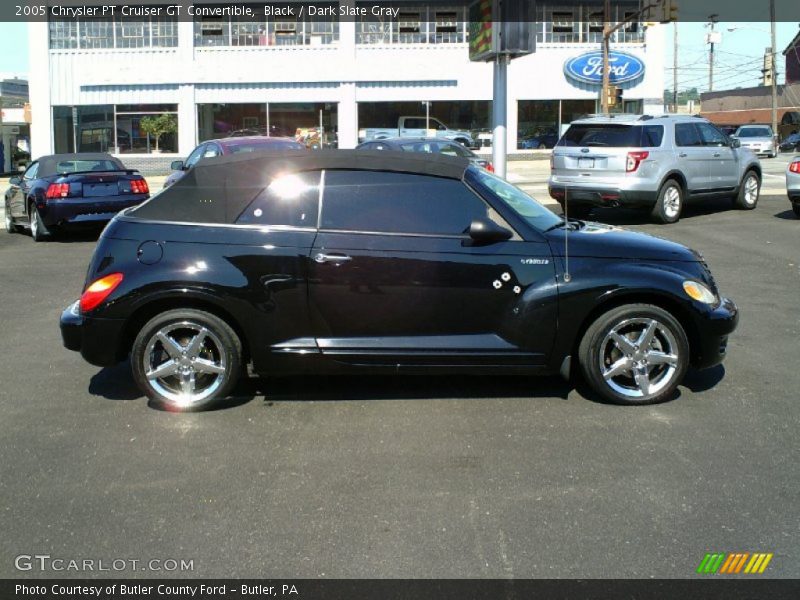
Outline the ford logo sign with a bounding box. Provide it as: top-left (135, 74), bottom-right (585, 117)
top-left (564, 51), bottom-right (645, 86)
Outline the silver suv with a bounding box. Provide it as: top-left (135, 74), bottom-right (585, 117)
top-left (548, 114), bottom-right (762, 223)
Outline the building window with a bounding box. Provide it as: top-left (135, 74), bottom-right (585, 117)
top-left (536, 2), bottom-right (644, 44)
top-left (79, 19), bottom-right (114, 49)
top-left (194, 16), bottom-right (339, 46)
top-left (197, 103), bottom-right (339, 148)
top-left (52, 104), bottom-right (178, 154)
top-left (116, 104), bottom-right (179, 153)
top-left (357, 4), bottom-right (466, 45)
top-left (49, 11), bottom-right (177, 49)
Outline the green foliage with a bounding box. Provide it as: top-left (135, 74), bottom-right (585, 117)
top-left (139, 114), bottom-right (177, 151)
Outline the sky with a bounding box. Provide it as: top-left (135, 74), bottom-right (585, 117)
top-left (1, 20), bottom-right (799, 93)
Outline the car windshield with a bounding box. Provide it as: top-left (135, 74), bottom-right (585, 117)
top-left (466, 168), bottom-right (563, 231)
top-left (227, 141), bottom-right (304, 153)
top-left (736, 127), bottom-right (772, 138)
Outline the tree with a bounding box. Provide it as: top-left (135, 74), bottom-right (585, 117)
top-left (139, 114), bottom-right (177, 153)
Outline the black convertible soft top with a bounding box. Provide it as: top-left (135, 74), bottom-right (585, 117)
top-left (129, 150), bottom-right (471, 225)
top-left (37, 153), bottom-right (126, 177)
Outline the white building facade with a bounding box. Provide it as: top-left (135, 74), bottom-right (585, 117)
top-left (29, 2), bottom-right (665, 171)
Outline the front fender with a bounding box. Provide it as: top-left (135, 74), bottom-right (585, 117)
top-left (548, 258), bottom-right (713, 371)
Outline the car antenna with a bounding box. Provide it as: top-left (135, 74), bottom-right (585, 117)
top-left (563, 186), bottom-right (571, 283)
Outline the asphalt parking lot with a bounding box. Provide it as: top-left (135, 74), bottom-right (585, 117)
top-left (0, 182), bottom-right (798, 579)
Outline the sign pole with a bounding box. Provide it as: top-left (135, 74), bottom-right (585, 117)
top-left (492, 54), bottom-right (508, 178)
top-left (601, 0), bottom-right (611, 113)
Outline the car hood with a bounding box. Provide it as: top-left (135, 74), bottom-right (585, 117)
top-left (545, 221), bottom-right (699, 262)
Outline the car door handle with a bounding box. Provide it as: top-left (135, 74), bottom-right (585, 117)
top-left (678, 153), bottom-right (687, 158)
top-left (713, 153), bottom-right (721, 157)
top-left (314, 253), bottom-right (352, 264)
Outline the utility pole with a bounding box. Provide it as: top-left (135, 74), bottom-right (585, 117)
top-left (770, 0), bottom-right (778, 138)
top-left (707, 14), bottom-right (718, 92)
top-left (492, 56), bottom-right (508, 177)
top-left (673, 22), bottom-right (679, 112)
top-left (601, 0), bottom-right (611, 113)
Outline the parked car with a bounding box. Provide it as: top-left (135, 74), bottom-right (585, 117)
top-left (356, 137), bottom-right (494, 172)
top-left (787, 156), bottom-right (800, 218)
top-left (731, 125), bottom-right (777, 158)
top-left (548, 114), bottom-right (762, 224)
top-left (164, 136), bottom-right (305, 188)
top-left (359, 116), bottom-right (474, 148)
top-left (4, 153), bottom-right (150, 241)
top-left (778, 132), bottom-right (800, 153)
top-left (519, 131), bottom-right (559, 149)
top-left (60, 150), bottom-right (738, 411)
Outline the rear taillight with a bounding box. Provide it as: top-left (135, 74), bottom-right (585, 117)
top-left (45, 183), bottom-right (70, 199)
top-left (626, 151), bottom-right (649, 173)
top-left (130, 178), bottom-right (149, 194)
top-left (790, 160), bottom-right (800, 174)
top-left (79, 273), bottom-right (124, 313)
top-left (549, 154), bottom-right (554, 169)
top-left (486, 162), bottom-right (495, 173)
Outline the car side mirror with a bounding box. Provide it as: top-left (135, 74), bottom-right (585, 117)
top-left (8, 175), bottom-right (21, 186)
top-left (170, 160), bottom-right (185, 171)
top-left (467, 218), bottom-right (513, 244)
top-left (730, 138), bottom-right (741, 148)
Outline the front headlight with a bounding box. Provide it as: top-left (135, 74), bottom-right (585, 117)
top-left (683, 280), bottom-right (717, 304)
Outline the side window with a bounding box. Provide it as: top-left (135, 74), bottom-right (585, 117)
top-left (642, 125), bottom-right (664, 147)
top-left (674, 123), bottom-right (703, 147)
top-left (321, 170), bottom-right (489, 236)
top-left (184, 144), bottom-right (207, 169)
top-left (203, 144), bottom-right (221, 158)
top-left (404, 118), bottom-right (426, 129)
top-left (236, 171), bottom-right (320, 227)
top-left (23, 162), bottom-right (39, 180)
top-left (697, 123), bottom-right (728, 147)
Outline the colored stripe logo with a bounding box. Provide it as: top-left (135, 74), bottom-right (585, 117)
top-left (697, 552), bottom-right (773, 574)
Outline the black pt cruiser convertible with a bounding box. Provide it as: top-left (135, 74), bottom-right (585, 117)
top-left (61, 151), bottom-right (738, 411)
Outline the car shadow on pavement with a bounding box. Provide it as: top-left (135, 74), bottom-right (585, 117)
top-left (49, 228), bottom-right (103, 243)
top-left (586, 198), bottom-right (737, 226)
top-left (244, 374), bottom-right (574, 405)
top-left (774, 209), bottom-right (799, 220)
top-left (89, 362), bottom-right (142, 401)
top-left (680, 365), bottom-right (726, 394)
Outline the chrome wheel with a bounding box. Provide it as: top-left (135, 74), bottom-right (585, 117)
top-left (743, 174), bottom-right (759, 206)
top-left (29, 209), bottom-right (38, 238)
top-left (143, 321), bottom-right (227, 407)
top-left (599, 318), bottom-right (680, 399)
top-left (663, 186), bottom-right (681, 219)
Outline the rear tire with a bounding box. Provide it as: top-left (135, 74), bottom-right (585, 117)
top-left (131, 308), bottom-right (243, 412)
top-left (29, 202), bottom-right (50, 242)
top-left (4, 202), bottom-right (19, 233)
top-left (734, 170), bottom-right (760, 210)
top-left (651, 179), bottom-right (683, 224)
top-left (578, 304), bottom-right (689, 406)
top-left (792, 203), bottom-right (800, 218)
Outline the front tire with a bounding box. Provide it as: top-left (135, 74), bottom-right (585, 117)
top-left (131, 309), bottom-right (242, 411)
top-left (578, 304), bottom-right (689, 405)
top-left (793, 203), bottom-right (800, 218)
top-left (651, 179), bottom-right (683, 224)
top-left (734, 170), bottom-right (760, 210)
